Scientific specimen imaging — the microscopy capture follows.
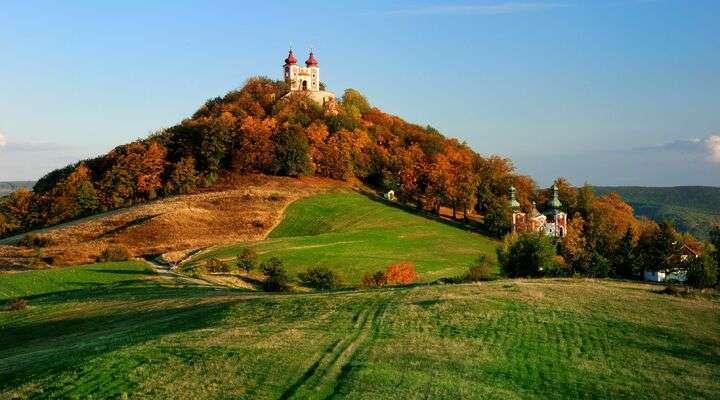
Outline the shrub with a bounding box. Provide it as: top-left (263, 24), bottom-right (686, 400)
top-left (497, 233), bottom-right (557, 278)
top-left (261, 257), bottom-right (290, 292)
top-left (686, 253), bottom-right (718, 288)
top-left (237, 248), bottom-right (258, 272)
top-left (465, 255), bottom-right (495, 282)
top-left (362, 271), bottom-right (388, 287)
top-left (386, 261), bottom-right (418, 284)
top-left (9, 298), bottom-right (28, 311)
top-left (97, 245), bottom-right (132, 262)
top-left (298, 267), bottom-right (343, 290)
top-left (19, 233), bottom-right (55, 248)
top-left (205, 257), bottom-right (231, 273)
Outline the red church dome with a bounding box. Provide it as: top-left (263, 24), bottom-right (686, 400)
top-left (284, 50), bottom-right (297, 65)
top-left (305, 52), bottom-right (318, 67)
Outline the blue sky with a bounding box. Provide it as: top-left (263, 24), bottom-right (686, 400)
top-left (1, 0), bottom-right (718, 186)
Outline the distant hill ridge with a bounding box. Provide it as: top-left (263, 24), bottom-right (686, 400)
top-left (593, 186), bottom-right (720, 239)
top-left (0, 181), bottom-right (35, 196)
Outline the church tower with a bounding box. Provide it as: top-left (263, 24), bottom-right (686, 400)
top-left (282, 48), bottom-right (336, 107)
top-left (283, 49), bottom-right (320, 92)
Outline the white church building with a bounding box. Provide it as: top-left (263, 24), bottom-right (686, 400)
top-left (283, 49), bottom-right (336, 106)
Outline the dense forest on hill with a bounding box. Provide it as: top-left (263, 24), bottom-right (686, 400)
top-left (0, 77), bottom-right (539, 237)
top-left (0, 77), bottom-right (715, 281)
top-left (594, 186), bottom-right (720, 240)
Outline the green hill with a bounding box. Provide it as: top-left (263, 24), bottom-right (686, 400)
top-left (1, 263), bottom-right (718, 399)
top-left (189, 190), bottom-right (497, 283)
top-left (593, 186), bottom-right (720, 239)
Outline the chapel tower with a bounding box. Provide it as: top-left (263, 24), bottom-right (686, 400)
top-left (283, 49), bottom-right (320, 92)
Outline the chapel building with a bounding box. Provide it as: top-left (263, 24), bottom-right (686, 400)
top-left (509, 185), bottom-right (568, 238)
top-left (283, 49), bottom-right (336, 106)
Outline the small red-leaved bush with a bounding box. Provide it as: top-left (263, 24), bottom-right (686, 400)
top-left (385, 261), bottom-right (418, 285)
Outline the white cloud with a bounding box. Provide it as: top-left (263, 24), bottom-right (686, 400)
top-left (388, 2), bottom-right (565, 16)
top-left (0, 132), bottom-right (6, 147)
top-left (705, 135), bottom-right (720, 163)
top-left (633, 135), bottom-right (720, 164)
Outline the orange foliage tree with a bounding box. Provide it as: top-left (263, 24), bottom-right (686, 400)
top-left (385, 261), bottom-right (418, 284)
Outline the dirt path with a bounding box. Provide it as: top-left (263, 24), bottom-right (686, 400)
top-left (279, 293), bottom-right (396, 400)
top-left (141, 258), bottom-right (216, 287)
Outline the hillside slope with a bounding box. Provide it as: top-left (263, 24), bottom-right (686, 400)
top-left (594, 186), bottom-right (720, 239)
top-left (189, 191), bottom-right (497, 282)
top-left (0, 175), bottom-right (344, 267)
top-left (1, 264), bottom-right (718, 399)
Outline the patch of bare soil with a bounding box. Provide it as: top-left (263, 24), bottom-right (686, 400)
top-left (0, 175), bottom-right (349, 268)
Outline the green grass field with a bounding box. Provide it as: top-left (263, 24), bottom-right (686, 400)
top-left (1, 263), bottom-right (718, 399)
top-left (0, 261), bottom-right (152, 301)
top-left (189, 191), bottom-right (498, 282)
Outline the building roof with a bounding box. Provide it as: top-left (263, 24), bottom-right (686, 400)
top-left (508, 186), bottom-right (521, 209)
top-left (529, 201), bottom-right (543, 218)
top-left (285, 50), bottom-right (297, 65)
top-left (305, 51), bottom-right (318, 67)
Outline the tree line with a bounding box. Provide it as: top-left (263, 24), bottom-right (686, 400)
top-left (1, 76), bottom-right (716, 289)
top-left (0, 77), bottom-right (536, 237)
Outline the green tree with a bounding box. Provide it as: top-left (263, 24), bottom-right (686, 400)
top-left (611, 228), bottom-right (636, 278)
top-left (685, 252), bottom-right (718, 288)
top-left (166, 156), bottom-right (199, 195)
top-left (497, 233), bottom-right (557, 278)
top-left (298, 267), bottom-right (343, 290)
top-left (261, 257), bottom-right (290, 292)
top-left (271, 125), bottom-right (311, 177)
top-left (482, 197), bottom-right (512, 237)
top-left (236, 248), bottom-right (258, 273)
top-left (710, 225), bottom-right (720, 267)
top-left (75, 180), bottom-right (100, 215)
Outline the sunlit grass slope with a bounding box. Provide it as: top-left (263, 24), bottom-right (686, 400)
top-left (1, 267), bottom-right (718, 399)
top-left (192, 191), bottom-right (498, 282)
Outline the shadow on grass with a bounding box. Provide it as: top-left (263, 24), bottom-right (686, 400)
top-left (0, 291), bottom-right (244, 395)
top-left (0, 280), bottom-right (250, 309)
top-left (356, 190), bottom-right (499, 238)
top-left (85, 268), bottom-right (153, 275)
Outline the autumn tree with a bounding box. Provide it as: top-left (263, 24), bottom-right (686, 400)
top-left (48, 163), bottom-right (99, 224)
top-left (137, 141), bottom-right (167, 200)
top-left (232, 116), bottom-right (277, 173)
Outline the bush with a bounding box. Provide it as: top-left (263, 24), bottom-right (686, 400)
top-left (362, 271), bottom-right (388, 287)
top-left (362, 271), bottom-right (387, 287)
top-left (386, 261), bottom-right (418, 285)
top-left (686, 253), bottom-right (718, 288)
top-left (497, 233), bottom-right (557, 278)
top-left (205, 257), bottom-right (231, 273)
top-left (97, 245), bottom-right (132, 262)
top-left (465, 255), bottom-right (496, 282)
top-left (19, 233), bottom-right (55, 248)
top-left (261, 257), bottom-right (290, 292)
top-left (9, 298), bottom-right (28, 311)
top-left (298, 267), bottom-right (343, 290)
top-left (237, 248), bottom-right (258, 272)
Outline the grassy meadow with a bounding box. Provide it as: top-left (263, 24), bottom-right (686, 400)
top-left (1, 263), bottom-right (718, 399)
top-left (189, 191), bottom-right (497, 282)
top-left (0, 261), bottom-right (152, 300)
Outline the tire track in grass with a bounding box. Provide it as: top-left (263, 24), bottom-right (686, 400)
top-left (279, 296), bottom-right (386, 400)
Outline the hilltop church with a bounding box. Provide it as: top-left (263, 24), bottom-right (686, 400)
top-left (282, 49), bottom-right (336, 107)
